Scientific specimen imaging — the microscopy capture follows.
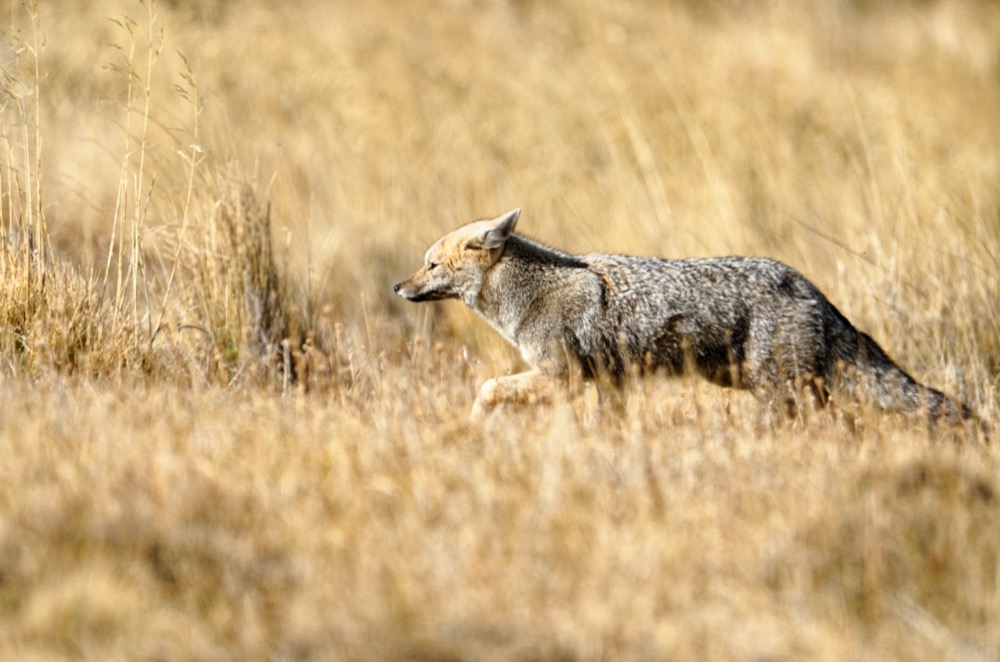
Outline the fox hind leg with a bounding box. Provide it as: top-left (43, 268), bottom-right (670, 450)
top-left (750, 372), bottom-right (832, 422)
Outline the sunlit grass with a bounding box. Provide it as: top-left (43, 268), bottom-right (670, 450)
top-left (0, 0), bottom-right (998, 658)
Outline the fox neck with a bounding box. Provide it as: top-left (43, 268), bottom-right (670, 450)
top-left (468, 235), bottom-right (583, 349)
top-left (468, 260), bottom-right (532, 348)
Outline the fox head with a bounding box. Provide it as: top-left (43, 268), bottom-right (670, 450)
top-left (394, 208), bottom-right (520, 307)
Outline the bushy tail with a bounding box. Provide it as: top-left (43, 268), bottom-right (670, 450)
top-left (830, 327), bottom-right (987, 435)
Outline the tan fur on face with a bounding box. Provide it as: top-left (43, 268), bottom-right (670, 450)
top-left (393, 211), bottom-right (518, 305)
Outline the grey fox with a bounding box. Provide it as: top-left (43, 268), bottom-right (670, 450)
top-left (395, 209), bottom-right (981, 429)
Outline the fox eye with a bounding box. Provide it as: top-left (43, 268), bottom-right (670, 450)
top-left (427, 261), bottom-right (439, 271)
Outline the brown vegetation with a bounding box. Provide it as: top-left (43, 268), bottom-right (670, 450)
top-left (0, 0), bottom-right (998, 658)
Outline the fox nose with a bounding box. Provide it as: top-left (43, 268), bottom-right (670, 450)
top-left (393, 283), bottom-right (401, 294)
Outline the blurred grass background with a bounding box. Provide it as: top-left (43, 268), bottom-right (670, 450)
top-left (0, 0), bottom-right (999, 658)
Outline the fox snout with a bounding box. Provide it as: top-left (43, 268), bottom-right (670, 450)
top-left (393, 279), bottom-right (430, 301)
top-left (393, 276), bottom-right (420, 301)
top-left (394, 270), bottom-right (452, 302)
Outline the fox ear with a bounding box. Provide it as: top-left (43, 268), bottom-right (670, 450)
top-left (482, 208), bottom-right (520, 250)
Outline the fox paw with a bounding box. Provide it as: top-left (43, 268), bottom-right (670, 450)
top-left (470, 378), bottom-right (500, 421)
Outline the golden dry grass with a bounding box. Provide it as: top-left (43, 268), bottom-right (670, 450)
top-left (1, 0), bottom-right (999, 659)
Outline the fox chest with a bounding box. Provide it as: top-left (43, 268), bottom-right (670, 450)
top-left (471, 305), bottom-right (555, 369)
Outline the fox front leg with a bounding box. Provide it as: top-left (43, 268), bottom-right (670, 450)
top-left (471, 369), bottom-right (555, 420)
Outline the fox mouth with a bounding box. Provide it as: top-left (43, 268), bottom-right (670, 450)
top-left (394, 283), bottom-right (453, 302)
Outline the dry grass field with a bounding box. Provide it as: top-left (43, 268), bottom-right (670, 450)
top-left (1, 0), bottom-right (999, 659)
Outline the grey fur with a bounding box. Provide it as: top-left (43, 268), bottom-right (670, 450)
top-left (396, 209), bottom-right (980, 427)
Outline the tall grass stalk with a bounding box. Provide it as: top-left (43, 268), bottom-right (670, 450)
top-left (102, 1), bottom-right (162, 347)
top-left (151, 51), bottom-right (203, 348)
top-left (1, 0), bottom-right (46, 288)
